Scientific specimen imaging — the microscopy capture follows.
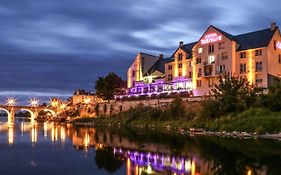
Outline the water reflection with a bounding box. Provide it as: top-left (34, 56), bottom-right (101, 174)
top-left (0, 118), bottom-right (281, 174)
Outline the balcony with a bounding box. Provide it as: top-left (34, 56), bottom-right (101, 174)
top-left (204, 65), bottom-right (213, 77)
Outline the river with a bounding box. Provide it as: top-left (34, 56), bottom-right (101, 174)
top-left (0, 117), bottom-right (281, 175)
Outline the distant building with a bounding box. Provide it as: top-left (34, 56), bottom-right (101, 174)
top-left (72, 89), bottom-right (103, 105)
top-left (126, 22), bottom-right (281, 97)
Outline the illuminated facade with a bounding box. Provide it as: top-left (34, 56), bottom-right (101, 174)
top-left (126, 22), bottom-right (281, 96)
top-left (72, 89), bottom-right (103, 105)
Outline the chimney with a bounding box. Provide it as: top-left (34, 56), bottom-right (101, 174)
top-left (159, 54), bottom-right (163, 59)
top-left (271, 22), bottom-right (276, 31)
top-left (179, 41), bottom-right (184, 47)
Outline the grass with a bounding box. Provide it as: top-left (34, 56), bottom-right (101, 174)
top-left (73, 106), bottom-right (281, 134)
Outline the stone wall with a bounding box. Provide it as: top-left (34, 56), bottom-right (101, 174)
top-left (96, 96), bottom-right (204, 116)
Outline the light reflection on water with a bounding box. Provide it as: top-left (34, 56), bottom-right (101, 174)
top-left (0, 117), bottom-right (281, 174)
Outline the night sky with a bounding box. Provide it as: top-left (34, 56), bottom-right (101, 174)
top-left (0, 0), bottom-right (280, 103)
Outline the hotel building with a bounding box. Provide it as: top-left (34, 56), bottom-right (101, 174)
top-left (127, 23), bottom-right (281, 97)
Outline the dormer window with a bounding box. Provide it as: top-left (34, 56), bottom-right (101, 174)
top-left (178, 53), bottom-right (183, 61)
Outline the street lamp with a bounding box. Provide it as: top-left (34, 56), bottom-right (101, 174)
top-left (6, 97), bottom-right (16, 106)
top-left (29, 98), bottom-right (39, 107)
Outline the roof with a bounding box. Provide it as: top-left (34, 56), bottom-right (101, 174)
top-left (145, 57), bottom-right (173, 76)
top-left (172, 42), bottom-right (197, 59)
top-left (211, 25), bottom-right (234, 41)
top-left (234, 28), bottom-right (277, 51)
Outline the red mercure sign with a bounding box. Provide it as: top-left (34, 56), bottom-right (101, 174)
top-left (277, 41), bottom-right (281, 49)
top-left (201, 33), bottom-right (222, 45)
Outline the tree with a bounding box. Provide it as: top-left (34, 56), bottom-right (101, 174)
top-left (95, 72), bottom-right (126, 101)
top-left (210, 75), bottom-right (257, 116)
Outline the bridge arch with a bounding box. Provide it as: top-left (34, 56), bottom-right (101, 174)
top-left (38, 109), bottom-right (56, 117)
top-left (0, 108), bottom-right (10, 116)
top-left (19, 108), bottom-right (36, 123)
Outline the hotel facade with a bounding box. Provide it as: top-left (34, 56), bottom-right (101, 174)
top-left (126, 23), bottom-right (281, 97)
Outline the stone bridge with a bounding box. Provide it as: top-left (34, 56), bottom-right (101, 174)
top-left (0, 105), bottom-right (56, 123)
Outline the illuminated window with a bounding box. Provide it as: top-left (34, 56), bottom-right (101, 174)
top-left (219, 42), bottom-right (225, 49)
top-left (168, 65), bottom-right (172, 70)
top-left (255, 49), bottom-right (262, 56)
top-left (196, 57), bottom-right (201, 64)
top-left (178, 63), bottom-right (182, 68)
top-left (208, 44), bottom-right (214, 54)
top-left (240, 63), bottom-right (246, 73)
top-left (222, 52), bottom-right (228, 60)
top-left (208, 55), bottom-right (215, 64)
top-left (255, 61), bottom-right (262, 72)
top-left (198, 47), bottom-right (203, 54)
top-left (168, 74), bottom-right (173, 81)
top-left (240, 52), bottom-right (246, 58)
top-left (178, 53), bottom-right (183, 61)
top-left (218, 65), bottom-right (226, 74)
top-left (196, 80), bottom-right (202, 87)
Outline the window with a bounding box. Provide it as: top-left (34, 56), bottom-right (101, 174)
top-left (168, 65), bottom-right (172, 70)
top-left (274, 40), bottom-right (277, 50)
top-left (208, 55), bottom-right (215, 64)
top-left (222, 52), bottom-right (228, 60)
top-left (255, 49), bottom-right (262, 56)
top-left (198, 47), bottom-right (203, 54)
top-left (188, 71), bottom-right (192, 78)
top-left (196, 57), bottom-right (202, 64)
top-left (198, 68), bottom-right (202, 77)
top-left (208, 79), bottom-right (213, 87)
top-left (178, 63), bottom-right (182, 68)
top-left (188, 61), bottom-right (192, 67)
top-left (132, 71), bottom-right (135, 77)
top-left (196, 80), bottom-right (202, 87)
top-left (240, 52), bottom-right (246, 58)
top-left (279, 55), bottom-right (281, 64)
top-left (178, 72), bottom-right (182, 77)
top-left (168, 74), bottom-right (173, 81)
top-left (208, 44), bottom-right (214, 54)
top-left (240, 63), bottom-right (246, 73)
top-left (218, 65), bottom-right (226, 74)
top-left (256, 78), bottom-right (263, 84)
top-left (178, 53), bottom-right (183, 61)
top-left (219, 42), bottom-right (225, 49)
top-left (255, 61), bottom-right (262, 72)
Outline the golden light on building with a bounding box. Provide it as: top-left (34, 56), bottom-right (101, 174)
top-left (84, 98), bottom-right (91, 104)
top-left (248, 49), bottom-right (254, 84)
top-left (191, 160), bottom-right (196, 175)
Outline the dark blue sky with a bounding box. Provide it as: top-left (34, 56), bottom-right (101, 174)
top-left (0, 0), bottom-right (280, 103)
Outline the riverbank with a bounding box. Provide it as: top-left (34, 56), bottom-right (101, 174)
top-left (73, 106), bottom-right (281, 137)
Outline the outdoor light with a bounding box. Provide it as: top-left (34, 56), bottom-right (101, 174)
top-left (60, 103), bottom-right (66, 109)
top-left (6, 97), bottom-right (16, 106)
top-left (84, 98), bottom-right (91, 104)
top-left (29, 98), bottom-right (39, 107)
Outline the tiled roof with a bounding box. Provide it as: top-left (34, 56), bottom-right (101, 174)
top-left (145, 57), bottom-right (172, 76)
top-left (234, 28), bottom-right (277, 51)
